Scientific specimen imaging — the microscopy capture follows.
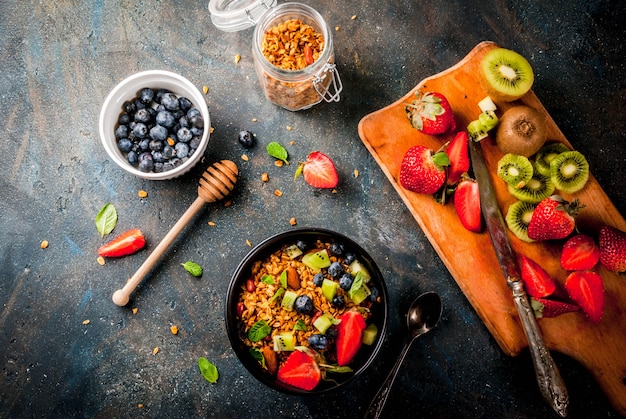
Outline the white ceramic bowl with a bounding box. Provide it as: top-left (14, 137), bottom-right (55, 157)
top-left (99, 70), bottom-right (210, 180)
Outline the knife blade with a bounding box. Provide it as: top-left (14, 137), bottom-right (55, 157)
top-left (469, 139), bottom-right (569, 417)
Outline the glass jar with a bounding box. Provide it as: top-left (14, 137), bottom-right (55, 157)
top-left (251, 2), bottom-right (342, 111)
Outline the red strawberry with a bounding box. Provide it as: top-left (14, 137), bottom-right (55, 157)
top-left (531, 298), bottom-right (581, 319)
top-left (519, 255), bottom-right (556, 298)
top-left (399, 145), bottom-right (450, 194)
top-left (446, 131), bottom-right (470, 185)
top-left (336, 311), bottom-right (367, 366)
top-left (97, 228), bottom-right (146, 257)
top-left (560, 234), bottom-right (600, 271)
top-left (565, 271), bottom-right (604, 324)
top-left (405, 91), bottom-right (457, 135)
top-left (277, 350), bottom-right (321, 391)
top-left (527, 195), bottom-right (583, 241)
top-left (598, 225), bottom-right (626, 272)
top-left (296, 151), bottom-right (339, 189)
top-left (454, 177), bottom-right (482, 232)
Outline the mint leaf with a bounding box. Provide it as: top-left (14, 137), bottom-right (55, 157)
top-left (198, 357), bottom-right (219, 383)
top-left (261, 275), bottom-right (276, 285)
top-left (293, 319), bottom-right (307, 332)
top-left (181, 261), bottom-right (203, 277)
top-left (249, 347), bottom-right (266, 368)
top-left (95, 203), bottom-right (117, 238)
top-left (269, 287), bottom-right (284, 304)
top-left (266, 141), bottom-right (289, 164)
top-left (279, 270), bottom-right (288, 288)
top-left (248, 320), bottom-right (271, 342)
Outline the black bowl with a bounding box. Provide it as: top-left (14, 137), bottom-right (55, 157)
top-left (226, 227), bottom-right (389, 395)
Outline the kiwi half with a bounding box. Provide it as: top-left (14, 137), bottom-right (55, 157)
top-left (534, 142), bottom-right (570, 176)
top-left (497, 153), bottom-right (534, 189)
top-left (550, 150), bottom-right (589, 193)
top-left (508, 171), bottom-right (555, 203)
top-left (480, 47), bottom-right (534, 102)
top-left (505, 200), bottom-right (537, 242)
top-left (495, 106), bottom-right (547, 157)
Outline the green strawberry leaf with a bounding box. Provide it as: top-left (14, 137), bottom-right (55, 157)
top-left (266, 141), bottom-right (289, 164)
top-left (95, 203), bottom-right (117, 238)
top-left (198, 357), bottom-right (219, 383)
top-left (181, 261), bottom-right (203, 277)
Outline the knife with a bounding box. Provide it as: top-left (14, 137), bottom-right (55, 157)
top-left (469, 139), bottom-right (569, 417)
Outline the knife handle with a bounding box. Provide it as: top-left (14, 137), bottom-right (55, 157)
top-left (509, 279), bottom-right (569, 417)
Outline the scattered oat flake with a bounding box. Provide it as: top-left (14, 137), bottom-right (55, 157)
top-left (40, 240), bottom-right (49, 249)
top-left (203, 85), bottom-right (209, 94)
top-left (289, 141), bottom-right (295, 145)
top-left (208, 221), bottom-right (216, 226)
top-left (170, 325), bottom-right (179, 335)
top-left (138, 190), bottom-right (148, 198)
top-left (97, 256), bottom-right (106, 266)
top-left (210, 126), bottom-right (215, 134)
top-left (153, 347), bottom-right (159, 355)
top-left (224, 200), bottom-right (232, 207)
top-left (252, 118), bottom-right (258, 122)
top-left (138, 404), bottom-right (144, 409)
top-left (286, 125), bottom-right (292, 131)
top-left (82, 319), bottom-right (90, 325)
top-left (335, 26), bottom-right (340, 31)
top-left (235, 54), bottom-right (241, 63)
top-left (241, 154), bottom-right (249, 161)
top-left (261, 172), bottom-right (269, 182)
top-left (132, 307), bottom-right (138, 314)
top-left (274, 160), bottom-right (284, 167)
top-left (351, 15), bottom-right (357, 20)
top-left (167, 137), bottom-right (175, 146)
top-left (274, 189), bottom-right (283, 197)
top-left (289, 217), bottom-right (297, 226)
top-left (246, 239), bottom-right (252, 247)
top-left (354, 169), bottom-right (359, 178)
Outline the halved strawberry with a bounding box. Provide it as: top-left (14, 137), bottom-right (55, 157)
top-left (296, 151), bottom-right (339, 189)
top-left (598, 225), bottom-right (626, 272)
top-left (531, 297), bottom-right (581, 319)
top-left (560, 234), bottom-right (600, 271)
top-left (565, 271), bottom-right (604, 324)
top-left (399, 145), bottom-right (450, 194)
top-left (336, 310), bottom-right (367, 366)
top-left (446, 131), bottom-right (470, 185)
top-left (518, 255), bottom-right (556, 298)
top-left (453, 177), bottom-right (482, 233)
top-left (276, 350), bottom-right (321, 391)
top-left (97, 228), bottom-right (146, 257)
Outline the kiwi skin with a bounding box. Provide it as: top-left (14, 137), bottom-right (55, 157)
top-left (495, 106), bottom-right (547, 157)
top-left (480, 47), bottom-right (534, 102)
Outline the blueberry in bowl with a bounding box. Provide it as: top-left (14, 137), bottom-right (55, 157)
top-left (226, 228), bottom-right (388, 395)
top-left (99, 70), bottom-right (210, 180)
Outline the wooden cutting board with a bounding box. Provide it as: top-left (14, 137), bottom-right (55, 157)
top-left (358, 41), bottom-right (626, 415)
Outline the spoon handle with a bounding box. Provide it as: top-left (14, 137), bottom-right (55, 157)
top-left (364, 338), bottom-right (415, 419)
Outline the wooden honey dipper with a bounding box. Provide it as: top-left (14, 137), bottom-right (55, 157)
top-left (112, 160), bottom-right (238, 306)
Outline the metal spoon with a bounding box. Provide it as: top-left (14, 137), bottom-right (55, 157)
top-left (365, 291), bottom-right (443, 419)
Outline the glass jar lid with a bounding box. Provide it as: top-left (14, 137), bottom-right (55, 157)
top-left (208, 0), bottom-right (278, 32)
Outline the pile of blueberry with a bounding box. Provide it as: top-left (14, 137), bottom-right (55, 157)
top-left (114, 88), bottom-right (205, 173)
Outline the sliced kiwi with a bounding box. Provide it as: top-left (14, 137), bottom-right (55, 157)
top-left (273, 332), bottom-right (295, 352)
top-left (281, 290), bottom-right (298, 310)
top-left (508, 171), bottom-right (555, 203)
top-left (534, 142), bottom-right (570, 176)
top-left (481, 47), bottom-right (534, 102)
top-left (497, 153), bottom-right (534, 189)
top-left (550, 150), bottom-right (589, 193)
top-left (478, 110), bottom-right (499, 131)
top-left (495, 106), bottom-right (547, 156)
top-left (505, 201), bottom-right (537, 242)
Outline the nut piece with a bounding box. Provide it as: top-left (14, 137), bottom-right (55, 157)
top-left (289, 217), bottom-right (297, 226)
top-left (286, 266), bottom-right (300, 290)
top-left (40, 240), bottom-right (49, 249)
top-left (261, 172), bottom-right (269, 182)
top-left (170, 325), bottom-right (179, 335)
top-left (262, 346), bottom-right (278, 375)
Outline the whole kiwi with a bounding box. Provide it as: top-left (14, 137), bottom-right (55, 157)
top-left (495, 106), bottom-right (547, 157)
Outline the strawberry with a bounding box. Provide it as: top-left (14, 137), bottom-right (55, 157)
top-left (446, 131), bottom-right (470, 185)
top-left (97, 228), bottom-right (145, 257)
top-left (519, 255), bottom-right (556, 298)
top-left (565, 271), bottom-right (604, 324)
top-left (454, 176), bottom-right (482, 232)
top-left (296, 151), bottom-right (339, 189)
top-left (560, 234), bottom-right (600, 271)
top-left (277, 350), bottom-right (321, 391)
top-left (405, 91), bottom-right (457, 135)
top-left (527, 195), bottom-right (583, 241)
top-left (531, 297), bottom-right (581, 319)
top-left (399, 145), bottom-right (450, 194)
top-left (598, 225), bottom-right (626, 272)
top-left (336, 311), bottom-right (367, 366)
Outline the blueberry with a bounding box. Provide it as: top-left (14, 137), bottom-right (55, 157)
top-left (369, 286), bottom-right (380, 302)
top-left (138, 138), bottom-right (150, 151)
top-left (308, 334), bottom-right (328, 350)
top-left (187, 108), bottom-right (201, 119)
top-left (238, 130), bottom-right (255, 148)
top-left (325, 326), bottom-right (338, 340)
top-left (118, 113), bottom-right (131, 125)
top-left (312, 273), bottom-right (324, 287)
top-left (163, 145), bottom-right (175, 159)
top-left (177, 127), bottom-right (192, 143)
top-left (327, 262), bottom-right (343, 278)
top-left (138, 152), bottom-right (154, 172)
top-left (156, 111), bottom-right (175, 128)
top-left (134, 98), bottom-right (147, 110)
top-left (331, 295), bottom-right (345, 308)
top-left (189, 137), bottom-right (201, 150)
top-left (190, 126), bottom-right (203, 137)
top-left (133, 123), bottom-right (148, 138)
top-left (115, 125), bottom-right (128, 139)
top-left (149, 125), bottom-right (168, 141)
top-left (329, 242), bottom-right (345, 257)
top-left (123, 100), bottom-right (136, 114)
top-left (117, 138), bottom-right (132, 153)
top-left (344, 252), bottom-right (356, 265)
top-left (171, 157), bottom-right (183, 167)
top-left (175, 142), bottom-right (189, 159)
top-left (152, 150), bottom-right (165, 163)
top-left (294, 295), bottom-right (313, 315)
top-left (127, 150), bottom-right (138, 165)
top-left (134, 108), bottom-right (151, 122)
top-left (161, 92), bottom-right (179, 110)
top-left (296, 240), bottom-right (309, 251)
top-left (189, 114), bottom-right (204, 129)
top-left (139, 88), bottom-right (155, 104)
top-left (178, 96), bottom-right (192, 112)
top-left (339, 273), bottom-right (353, 290)
top-left (178, 116), bottom-right (189, 128)
top-left (153, 162), bottom-right (164, 172)
top-left (149, 139), bottom-right (163, 152)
